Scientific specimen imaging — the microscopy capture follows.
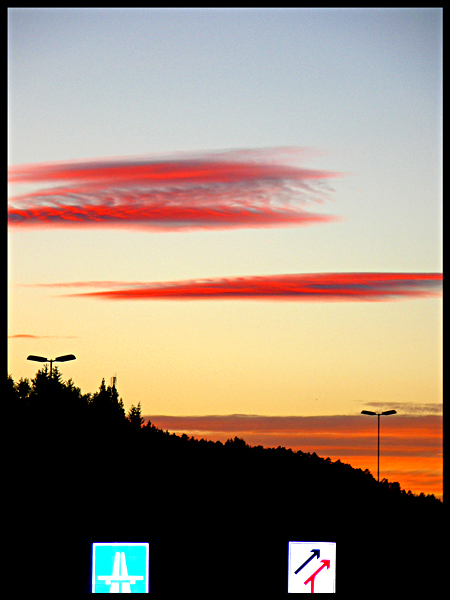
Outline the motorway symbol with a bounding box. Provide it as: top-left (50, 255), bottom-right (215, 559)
top-left (92, 542), bottom-right (149, 593)
top-left (288, 541), bottom-right (336, 593)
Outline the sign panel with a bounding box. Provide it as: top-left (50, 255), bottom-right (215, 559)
top-left (288, 541), bottom-right (336, 593)
top-left (92, 542), bottom-right (149, 593)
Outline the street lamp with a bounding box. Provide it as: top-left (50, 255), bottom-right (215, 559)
top-left (27, 354), bottom-right (76, 378)
top-left (361, 409), bottom-right (397, 482)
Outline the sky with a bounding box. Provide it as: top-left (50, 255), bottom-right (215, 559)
top-left (7, 8), bottom-right (442, 497)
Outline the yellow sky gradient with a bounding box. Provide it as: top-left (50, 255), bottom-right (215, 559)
top-left (8, 284), bottom-right (442, 418)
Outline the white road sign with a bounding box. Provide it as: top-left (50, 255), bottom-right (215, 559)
top-left (288, 541), bottom-right (336, 593)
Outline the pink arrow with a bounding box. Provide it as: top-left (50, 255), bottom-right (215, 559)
top-left (304, 559), bottom-right (330, 593)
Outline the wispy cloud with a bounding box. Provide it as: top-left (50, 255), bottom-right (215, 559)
top-left (8, 333), bottom-right (78, 339)
top-left (8, 148), bottom-right (342, 231)
top-left (144, 414), bottom-right (443, 497)
top-left (46, 272), bottom-right (442, 302)
top-left (362, 402), bottom-right (443, 415)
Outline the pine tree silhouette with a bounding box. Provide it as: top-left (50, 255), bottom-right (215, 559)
top-left (8, 371), bottom-right (443, 594)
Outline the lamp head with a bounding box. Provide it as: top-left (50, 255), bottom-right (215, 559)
top-left (27, 355), bottom-right (48, 362)
top-left (54, 354), bottom-right (76, 362)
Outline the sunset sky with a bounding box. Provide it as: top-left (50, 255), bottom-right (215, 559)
top-left (8, 8), bottom-right (442, 497)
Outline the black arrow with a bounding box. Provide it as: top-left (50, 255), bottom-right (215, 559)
top-left (294, 549), bottom-right (320, 574)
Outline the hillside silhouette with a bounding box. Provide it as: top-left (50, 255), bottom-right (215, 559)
top-left (8, 369), bottom-right (443, 594)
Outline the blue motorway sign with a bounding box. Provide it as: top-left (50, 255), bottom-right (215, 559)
top-left (92, 543), bottom-right (149, 593)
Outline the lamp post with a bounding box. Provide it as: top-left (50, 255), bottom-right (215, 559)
top-left (27, 354), bottom-right (76, 378)
top-left (361, 409), bottom-right (397, 482)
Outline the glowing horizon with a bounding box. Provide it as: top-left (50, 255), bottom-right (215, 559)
top-left (143, 413), bottom-right (443, 499)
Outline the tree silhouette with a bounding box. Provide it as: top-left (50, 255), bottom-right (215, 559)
top-left (88, 377), bottom-right (126, 432)
top-left (127, 401), bottom-right (144, 430)
top-left (8, 370), bottom-right (443, 595)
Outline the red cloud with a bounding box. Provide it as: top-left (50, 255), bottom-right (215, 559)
top-left (61, 272), bottom-right (442, 302)
top-left (8, 202), bottom-right (336, 230)
top-left (8, 148), bottom-right (342, 231)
